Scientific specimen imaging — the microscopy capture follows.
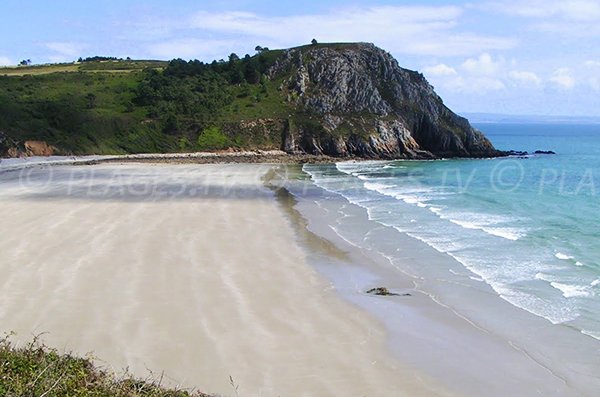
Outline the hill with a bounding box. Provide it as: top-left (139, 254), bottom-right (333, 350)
top-left (0, 43), bottom-right (502, 159)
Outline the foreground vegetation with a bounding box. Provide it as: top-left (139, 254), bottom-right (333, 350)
top-left (0, 335), bottom-right (212, 397)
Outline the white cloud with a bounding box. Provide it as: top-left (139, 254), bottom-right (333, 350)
top-left (584, 60), bottom-right (600, 67)
top-left (425, 54), bottom-right (507, 94)
top-left (425, 54), bottom-right (547, 94)
top-left (184, 6), bottom-right (516, 57)
top-left (509, 70), bottom-right (541, 85)
top-left (423, 63), bottom-right (457, 76)
top-left (549, 68), bottom-right (576, 89)
top-left (461, 53), bottom-right (503, 75)
top-left (0, 56), bottom-right (12, 66)
top-left (445, 76), bottom-right (506, 93)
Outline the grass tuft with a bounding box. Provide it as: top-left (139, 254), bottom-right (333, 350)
top-left (0, 334), bottom-right (214, 397)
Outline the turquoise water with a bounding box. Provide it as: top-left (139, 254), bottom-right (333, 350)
top-left (303, 123), bottom-right (600, 340)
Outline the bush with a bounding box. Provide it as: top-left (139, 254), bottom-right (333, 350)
top-left (197, 126), bottom-right (230, 151)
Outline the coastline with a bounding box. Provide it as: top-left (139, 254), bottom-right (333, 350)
top-left (272, 164), bottom-right (600, 396)
top-left (0, 162), bottom-right (443, 397)
top-left (1, 160), bottom-right (598, 396)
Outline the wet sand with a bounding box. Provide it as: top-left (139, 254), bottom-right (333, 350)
top-left (276, 165), bottom-right (600, 397)
top-left (0, 163), bottom-right (444, 397)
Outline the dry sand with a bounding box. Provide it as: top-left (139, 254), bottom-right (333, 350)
top-left (0, 163), bottom-right (447, 397)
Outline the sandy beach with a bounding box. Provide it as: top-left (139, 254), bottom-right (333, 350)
top-left (1, 161), bottom-right (599, 396)
top-left (0, 163), bottom-right (444, 397)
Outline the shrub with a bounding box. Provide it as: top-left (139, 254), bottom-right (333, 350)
top-left (197, 126), bottom-right (230, 150)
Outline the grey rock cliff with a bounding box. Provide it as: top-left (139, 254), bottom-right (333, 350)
top-left (267, 43), bottom-right (502, 159)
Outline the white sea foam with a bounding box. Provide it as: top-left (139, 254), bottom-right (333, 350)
top-left (447, 218), bottom-right (524, 240)
top-left (404, 236), bottom-right (580, 325)
top-left (363, 181), bottom-right (392, 192)
top-left (362, 181), bottom-right (436, 208)
top-left (429, 206), bottom-right (443, 214)
top-left (575, 261), bottom-right (585, 267)
top-left (581, 329), bottom-right (600, 341)
top-left (537, 274), bottom-right (596, 298)
top-left (483, 227), bottom-right (524, 241)
top-left (493, 284), bottom-right (579, 324)
top-left (550, 282), bottom-right (594, 298)
top-left (304, 163), bottom-right (589, 330)
top-left (428, 209), bottom-right (526, 241)
top-left (535, 272), bottom-right (554, 282)
top-left (555, 252), bottom-right (573, 260)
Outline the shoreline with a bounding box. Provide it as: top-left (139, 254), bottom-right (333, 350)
top-left (0, 148), bottom-right (519, 172)
top-left (1, 161), bottom-right (598, 395)
top-left (271, 164), bottom-right (600, 396)
top-left (0, 162), bottom-right (442, 396)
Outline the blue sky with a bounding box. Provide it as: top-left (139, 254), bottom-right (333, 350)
top-left (1, 0), bottom-right (600, 116)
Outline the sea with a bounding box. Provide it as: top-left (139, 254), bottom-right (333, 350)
top-left (302, 123), bottom-right (600, 342)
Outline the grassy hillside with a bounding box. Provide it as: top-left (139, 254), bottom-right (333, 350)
top-left (0, 335), bottom-right (213, 397)
top-left (0, 50), bottom-right (295, 156)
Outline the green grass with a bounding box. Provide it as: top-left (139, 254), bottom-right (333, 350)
top-left (0, 335), bottom-right (213, 397)
top-left (220, 78), bottom-right (292, 122)
top-left (0, 60), bottom-right (167, 76)
top-left (0, 68), bottom-right (182, 155)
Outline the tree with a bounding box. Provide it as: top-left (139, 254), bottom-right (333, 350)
top-left (19, 59), bottom-right (31, 66)
top-left (228, 53), bottom-right (240, 63)
top-left (85, 93), bottom-right (97, 109)
top-left (255, 46), bottom-right (263, 53)
top-left (163, 113), bottom-right (179, 134)
top-left (230, 68), bottom-right (245, 85)
top-left (244, 63), bottom-right (260, 84)
top-left (311, 38), bottom-right (318, 45)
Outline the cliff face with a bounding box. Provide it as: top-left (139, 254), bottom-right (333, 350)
top-left (267, 43), bottom-right (501, 159)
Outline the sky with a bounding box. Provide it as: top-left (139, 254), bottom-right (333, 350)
top-left (1, 0), bottom-right (600, 116)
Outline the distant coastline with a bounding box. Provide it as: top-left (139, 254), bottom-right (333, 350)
top-left (463, 112), bottom-right (600, 125)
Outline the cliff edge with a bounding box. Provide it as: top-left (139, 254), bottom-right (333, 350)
top-left (267, 43), bottom-right (501, 159)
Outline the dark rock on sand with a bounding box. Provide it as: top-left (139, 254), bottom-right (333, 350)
top-left (366, 287), bottom-right (411, 297)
